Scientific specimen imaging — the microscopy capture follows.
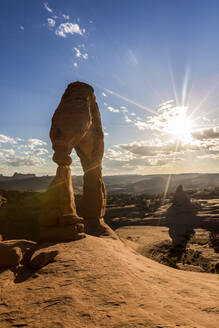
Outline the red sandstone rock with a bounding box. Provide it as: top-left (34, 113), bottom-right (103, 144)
top-left (39, 82), bottom-right (112, 242)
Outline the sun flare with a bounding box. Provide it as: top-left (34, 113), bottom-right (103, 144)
top-left (165, 106), bottom-right (193, 142)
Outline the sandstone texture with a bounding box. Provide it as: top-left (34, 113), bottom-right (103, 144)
top-left (29, 249), bottom-right (59, 270)
top-left (0, 236), bottom-right (218, 328)
top-left (39, 82), bottom-right (110, 241)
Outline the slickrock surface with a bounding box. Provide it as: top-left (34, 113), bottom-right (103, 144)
top-left (0, 236), bottom-right (218, 328)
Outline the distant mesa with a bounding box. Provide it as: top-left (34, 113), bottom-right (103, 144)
top-left (0, 172), bottom-right (36, 182)
top-left (13, 172), bottom-right (36, 179)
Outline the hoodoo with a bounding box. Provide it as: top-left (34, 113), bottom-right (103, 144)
top-left (166, 184), bottom-right (198, 249)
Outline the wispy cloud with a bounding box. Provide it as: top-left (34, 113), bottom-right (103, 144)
top-left (3, 155), bottom-right (45, 167)
top-left (63, 14), bottom-right (70, 20)
top-left (108, 106), bottom-right (119, 113)
top-left (103, 147), bottom-right (169, 173)
top-left (74, 47), bottom-right (88, 59)
top-left (118, 140), bottom-right (202, 157)
top-left (197, 153), bottom-right (219, 160)
top-left (20, 26), bottom-right (24, 30)
top-left (44, 3), bottom-right (53, 13)
top-left (128, 49), bottom-right (138, 65)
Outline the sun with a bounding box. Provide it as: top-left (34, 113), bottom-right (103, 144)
top-left (165, 106), bottom-right (193, 142)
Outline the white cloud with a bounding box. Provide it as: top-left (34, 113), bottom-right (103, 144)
top-left (0, 135), bottom-right (49, 170)
top-left (74, 47), bottom-right (88, 59)
top-left (56, 23), bottom-right (84, 38)
top-left (33, 148), bottom-right (48, 156)
top-left (192, 127), bottom-right (219, 140)
top-left (73, 62), bottom-right (78, 68)
top-left (15, 137), bottom-right (23, 142)
top-left (0, 149), bottom-right (15, 156)
top-left (27, 138), bottom-right (47, 150)
top-left (44, 3), bottom-right (53, 13)
top-left (146, 101), bottom-right (184, 134)
top-left (63, 14), bottom-right (70, 20)
top-left (48, 18), bottom-right (55, 27)
top-left (134, 120), bottom-right (148, 131)
top-left (197, 153), bottom-right (219, 160)
top-left (20, 26), bottom-right (24, 30)
top-left (108, 106), bottom-right (119, 113)
top-left (121, 106), bottom-right (128, 113)
top-left (0, 135), bottom-right (17, 145)
top-left (124, 115), bottom-right (132, 123)
top-left (5, 155), bottom-right (45, 167)
top-left (118, 140), bottom-right (202, 157)
top-left (103, 147), bottom-right (169, 173)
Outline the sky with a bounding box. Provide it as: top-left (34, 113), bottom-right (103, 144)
top-left (0, 0), bottom-right (219, 176)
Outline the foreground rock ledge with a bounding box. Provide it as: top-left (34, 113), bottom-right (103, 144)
top-left (0, 236), bottom-right (218, 328)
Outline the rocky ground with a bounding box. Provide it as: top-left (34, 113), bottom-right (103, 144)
top-left (0, 235), bottom-right (219, 328)
top-left (0, 196), bottom-right (218, 327)
top-left (113, 199), bottom-right (219, 274)
top-left (116, 226), bottom-right (219, 273)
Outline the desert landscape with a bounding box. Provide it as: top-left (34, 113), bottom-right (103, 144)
top-left (0, 177), bottom-right (218, 327)
top-left (1, 1), bottom-right (219, 327)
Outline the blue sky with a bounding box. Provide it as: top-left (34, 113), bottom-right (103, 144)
top-left (0, 0), bottom-right (219, 176)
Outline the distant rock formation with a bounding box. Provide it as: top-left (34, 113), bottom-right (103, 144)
top-left (166, 185), bottom-right (198, 249)
top-left (13, 173), bottom-right (36, 179)
top-left (39, 81), bottom-right (114, 242)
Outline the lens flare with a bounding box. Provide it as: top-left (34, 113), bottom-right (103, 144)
top-left (165, 106), bottom-right (193, 142)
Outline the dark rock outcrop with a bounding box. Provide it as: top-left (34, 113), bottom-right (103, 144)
top-left (166, 185), bottom-right (199, 248)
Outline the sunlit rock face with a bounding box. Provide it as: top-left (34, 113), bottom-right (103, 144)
top-left (39, 81), bottom-right (112, 242)
top-left (166, 185), bottom-right (199, 248)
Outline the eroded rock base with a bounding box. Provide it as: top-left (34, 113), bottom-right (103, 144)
top-left (39, 224), bottom-right (85, 243)
top-left (84, 218), bottom-right (118, 239)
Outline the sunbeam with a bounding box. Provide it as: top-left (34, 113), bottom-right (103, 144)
top-left (91, 81), bottom-right (156, 114)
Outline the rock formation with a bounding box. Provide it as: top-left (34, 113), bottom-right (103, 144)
top-left (39, 81), bottom-right (114, 242)
top-left (0, 240), bottom-right (59, 270)
top-left (0, 240), bottom-right (36, 269)
top-left (166, 185), bottom-right (198, 249)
